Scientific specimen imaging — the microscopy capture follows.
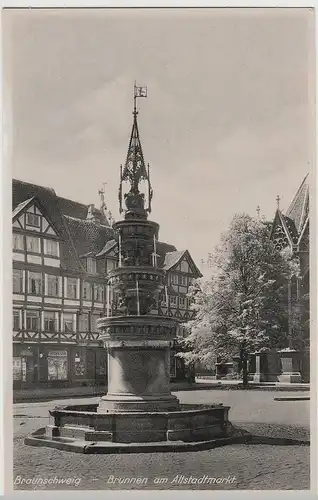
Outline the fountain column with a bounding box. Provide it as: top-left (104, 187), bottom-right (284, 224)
top-left (97, 100), bottom-right (179, 413)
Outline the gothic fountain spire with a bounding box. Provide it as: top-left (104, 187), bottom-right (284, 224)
top-left (119, 83), bottom-right (153, 219)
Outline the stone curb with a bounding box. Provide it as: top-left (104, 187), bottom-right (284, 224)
top-left (24, 431), bottom-right (253, 454)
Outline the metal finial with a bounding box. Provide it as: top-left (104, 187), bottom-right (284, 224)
top-left (256, 206), bottom-right (261, 218)
top-left (133, 81), bottom-right (137, 117)
top-left (276, 195), bottom-right (281, 209)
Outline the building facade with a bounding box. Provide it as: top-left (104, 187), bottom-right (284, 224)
top-left (12, 179), bottom-right (202, 390)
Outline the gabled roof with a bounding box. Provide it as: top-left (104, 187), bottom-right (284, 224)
top-left (96, 239), bottom-right (118, 258)
top-left (163, 249), bottom-right (203, 278)
top-left (12, 195), bottom-right (62, 238)
top-left (270, 175), bottom-right (310, 253)
top-left (12, 197), bottom-right (35, 219)
top-left (286, 174), bottom-right (309, 234)
top-left (163, 251), bottom-right (185, 270)
top-left (270, 209), bottom-right (295, 248)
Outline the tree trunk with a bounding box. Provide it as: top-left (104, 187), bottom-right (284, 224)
top-left (242, 358), bottom-right (248, 387)
top-left (240, 347), bottom-right (249, 387)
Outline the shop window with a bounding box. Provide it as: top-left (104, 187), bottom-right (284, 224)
top-left (28, 271), bottom-right (42, 295)
top-left (46, 240), bottom-right (59, 257)
top-left (26, 310), bottom-right (40, 331)
top-left (13, 269), bottom-right (24, 293)
top-left (13, 357), bottom-right (27, 381)
top-left (12, 233), bottom-right (24, 251)
top-left (26, 236), bottom-right (41, 253)
top-left (47, 350), bottom-right (68, 381)
top-left (66, 278), bottom-right (77, 299)
top-left (26, 213), bottom-right (40, 227)
top-left (94, 284), bottom-right (105, 303)
top-left (44, 311), bottom-right (56, 332)
top-left (47, 274), bottom-right (59, 297)
top-left (73, 351), bottom-right (86, 377)
top-left (63, 313), bottom-right (74, 332)
top-left (13, 310), bottom-right (20, 330)
top-left (82, 281), bottom-right (92, 300)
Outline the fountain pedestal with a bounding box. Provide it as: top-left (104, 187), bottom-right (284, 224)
top-left (97, 316), bottom-right (180, 412)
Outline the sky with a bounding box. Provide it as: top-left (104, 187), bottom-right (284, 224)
top-left (4, 8), bottom-right (314, 273)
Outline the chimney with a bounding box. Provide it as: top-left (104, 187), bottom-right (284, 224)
top-left (86, 204), bottom-right (102, 225)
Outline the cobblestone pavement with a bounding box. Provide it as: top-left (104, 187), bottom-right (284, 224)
top-left (13, 390), bottom-right (310, 491)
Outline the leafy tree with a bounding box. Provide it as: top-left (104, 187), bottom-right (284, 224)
top-left (180, 213), bottom-right (298, 386)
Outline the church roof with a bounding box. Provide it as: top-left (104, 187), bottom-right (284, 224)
top-left (286, 174), bottom-right (309, 234)
top-left (270, 174), bottom-right (310, 251)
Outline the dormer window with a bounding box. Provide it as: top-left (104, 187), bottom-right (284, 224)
top-left (26, 213), bottom-right (40, 227)
top-left (87, 257), bottom-right (96, 274)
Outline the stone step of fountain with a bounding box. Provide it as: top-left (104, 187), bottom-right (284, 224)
top-left (46, 424), bottom-right (113, 442)
top-left (167, 424), bottom-right (225, 442)
top-left (84, 431), bottom-right (113, 442)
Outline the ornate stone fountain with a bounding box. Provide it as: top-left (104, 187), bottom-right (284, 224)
top-left (25, 89), bottom-right (237, 453)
